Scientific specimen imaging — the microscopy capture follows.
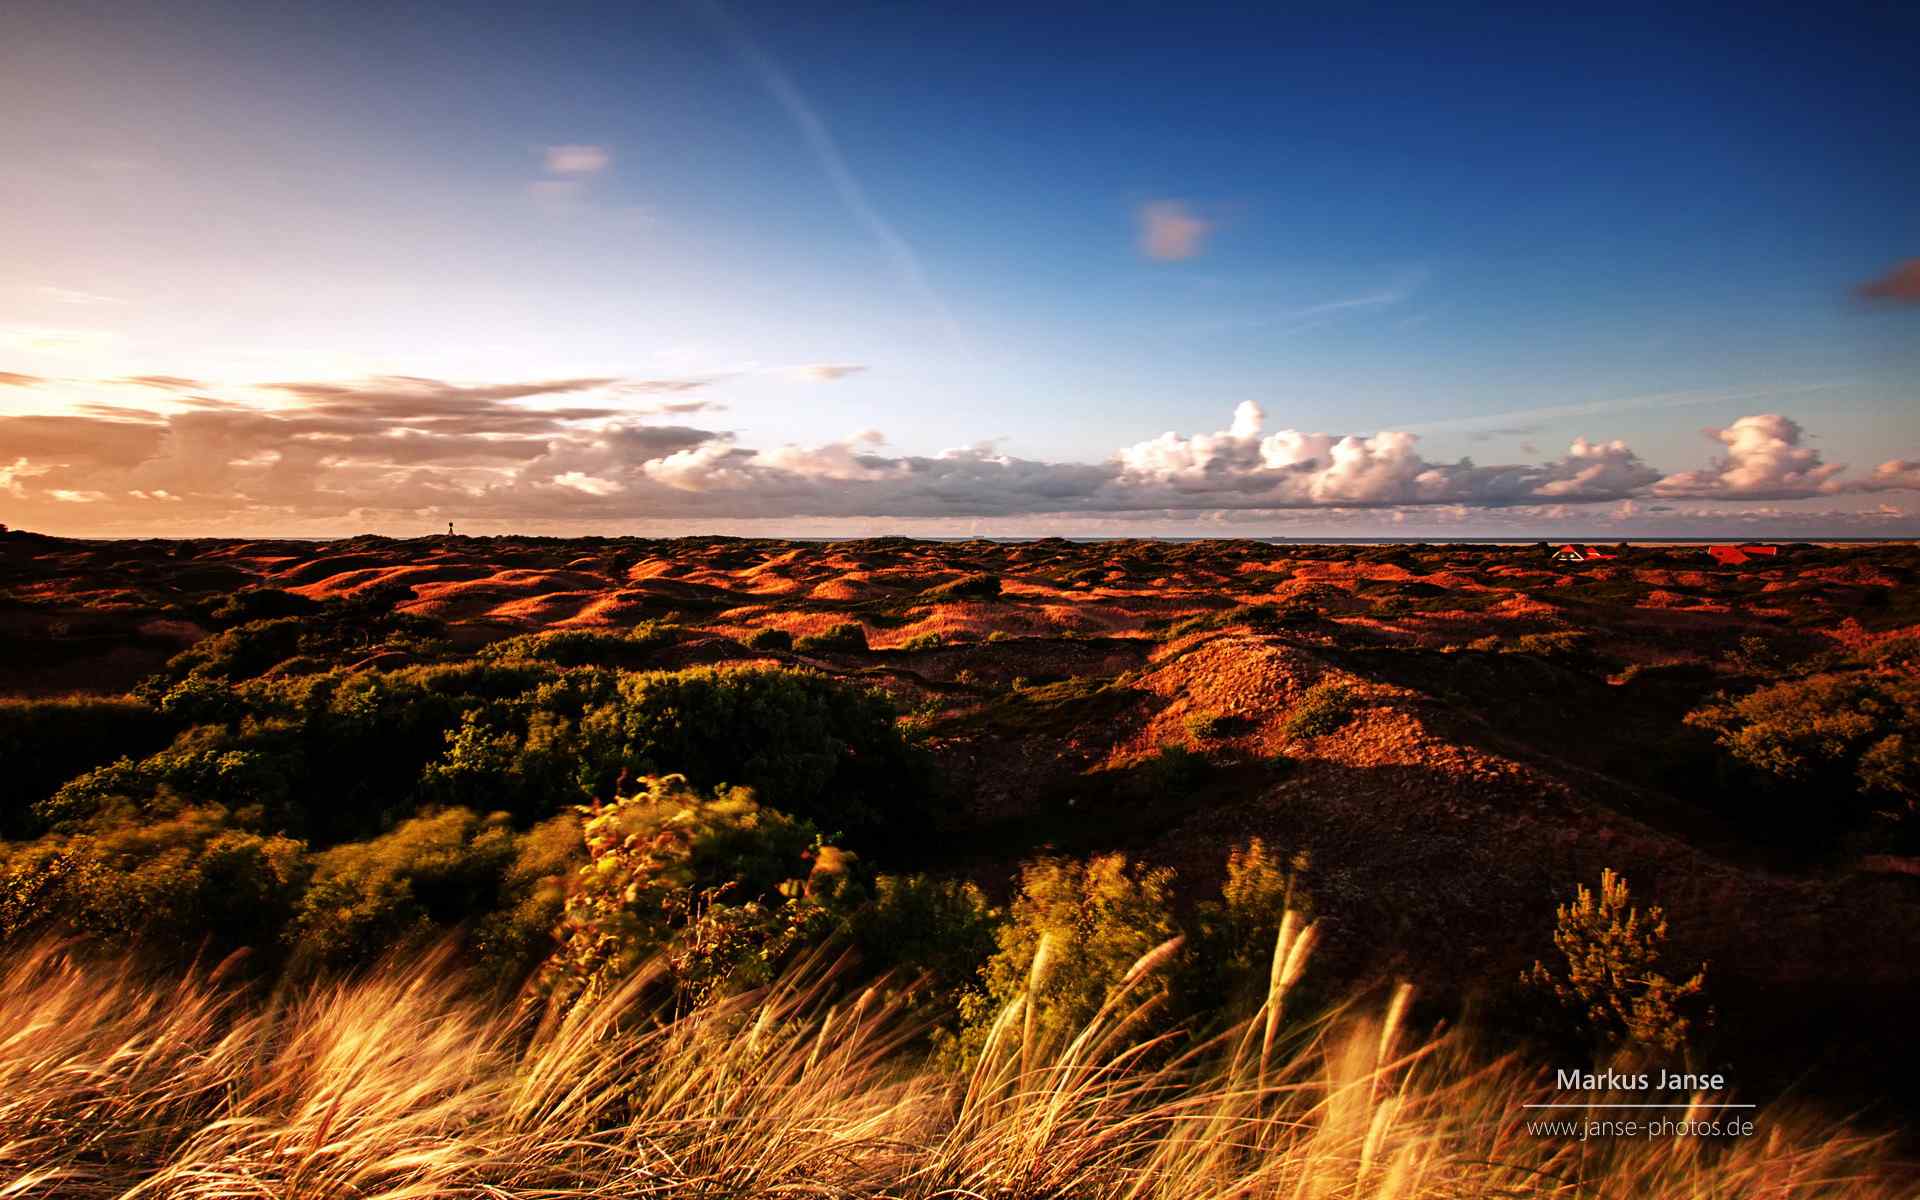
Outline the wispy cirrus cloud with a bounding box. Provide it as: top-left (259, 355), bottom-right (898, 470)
top-left (115, 375), bottom-right (206, 392)
top-left (696, 0), bottom-right (965, 352)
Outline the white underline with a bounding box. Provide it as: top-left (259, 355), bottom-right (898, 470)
top-left (1523, 1103), bottom-right (1757, 1109)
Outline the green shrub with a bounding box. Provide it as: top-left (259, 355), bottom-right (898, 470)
top-left (1188, 840), bottom-right (1314, 1016)
top-left (794, 622), bottom-right (868, 653)
top-left (1185, 711), bottom-right (1236, 740)
top-left (38, 723), bottom-right (302, 832)
top-left (626, 618), bottom-right (682, 649)
top-left (956, 853), bottom-right (1180, 1054)
top-left (0, 696), bottom-right (177, 838)
top-left (849, 874), bottom-right (999, 1012)
top-left (0, 806), bottom-right (307, 951)
top-left (577, 666), bottom-right (927, 845)
top-left (209, 587), bottom-right (318, 625)
top-left (1686, 671), bottom-right (1919, 818)
top-left (1524, 869), bottom-right (1709, 1055)
top-left (1125, 744), bottom-right (1210, 800)
top-left (922, 573), bottom-right (1001, 602)
top-left (899, 631), bottom-right (946, 652)
top-left (287, 808), bottom-right (522, 972)
top-left (745, 627), bottom-right (793, 652)
top-left (1284, 681), bottom-right (1357, 738)
top-left (471, 812), bottom-right (585, 979)
top-left (1506, 631), bottom-right (1592, 659)
top-left (478, 629), bottom-right (658, 667)
top-left (541, 775), bottom-right (825, 1004)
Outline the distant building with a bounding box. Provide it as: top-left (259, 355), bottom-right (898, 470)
top-left (1552, 544), bottom-right (1616, 563)
top-left (1706, 543), bottom-right (1780, 566)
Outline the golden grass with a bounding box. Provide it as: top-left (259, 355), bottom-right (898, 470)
top-left (0, 934), bottom-right (1907, 1199)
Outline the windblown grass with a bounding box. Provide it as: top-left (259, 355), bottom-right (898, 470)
top-left (0, 932), bottom-right (1906, 1198)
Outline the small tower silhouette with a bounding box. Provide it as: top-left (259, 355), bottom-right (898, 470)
top-left (447, 521), bottom-right (455, 537)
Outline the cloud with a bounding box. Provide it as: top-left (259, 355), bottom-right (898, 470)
top-left (115, 375), bottom-right (205, 391)
top-left (543, 145), bottom-right (611, 175)
top-left (1653, 414), bottom-right (1846, 499)
top-left (0, 369), bottom-right (1914, 534)
top-left (698, 0), bottom-right (965, 351)
top-left (1110, 402), bottom-right (1657, 507)
top-left (1858, 460), bottom-right (1920, 492)
top-left (784, 363), bottom-right (867, 382)
top-left (1138, 201), bottom-right (1213, 261)
top-left (0, 372), bottom-right (44, 387)
top-left (1857, 259), bottom-right (1920, 303)
top-left (552, 471), bottom-right (625, 496)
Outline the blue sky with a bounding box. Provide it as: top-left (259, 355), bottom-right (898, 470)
top-left (1, 0), bottom-right (1916, 536)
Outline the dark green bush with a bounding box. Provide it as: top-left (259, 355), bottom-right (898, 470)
top-left (208, 587), bottom-right (318, 625)
top-left (479, 630), bottom-right (633, 666)
top-left (794, 622), bottom-right (868, 653)
top-left (0, 805), bottom-right (307, 951)
top-left (745, 627), bottom-right (794, 652)
top-left (287, 807), bottom-right (526, 972)
top-left (1686, 670), bottom-right (1919, 819)
top-left (922, 573), bottom-right (1002, 602)
top-left (0, 696), bottom-right (177, 838)
top-left (849, 873), bottom-right (998, 1010)
top-left (576, 666), bottom-right (926, 846)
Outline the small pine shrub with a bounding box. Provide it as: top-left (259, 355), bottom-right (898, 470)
top-left (1524, 868), bottom-right (1710, 1054)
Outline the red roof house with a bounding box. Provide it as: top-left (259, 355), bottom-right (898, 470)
top-left (1552, 544), bottom-right (1617, 563)
top-left (1707, 543), bottom-right (1781, 566)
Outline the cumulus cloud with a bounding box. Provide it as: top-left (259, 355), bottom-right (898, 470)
top-left (1857, 259), bottom-right (1920, 303)
top-left (0, 371), bottom-right (1914, 534)
top-left (543, 144), bottom-right (611, 175)
top-left (1137, 201), bottom-right (1212, 261)
top-left (1653, 414), bottom-right (1846, 499)
top-left (1111, 402), bottom-right (1659, 507)
top-left (1858, 460), bottom-right (1920, 492)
